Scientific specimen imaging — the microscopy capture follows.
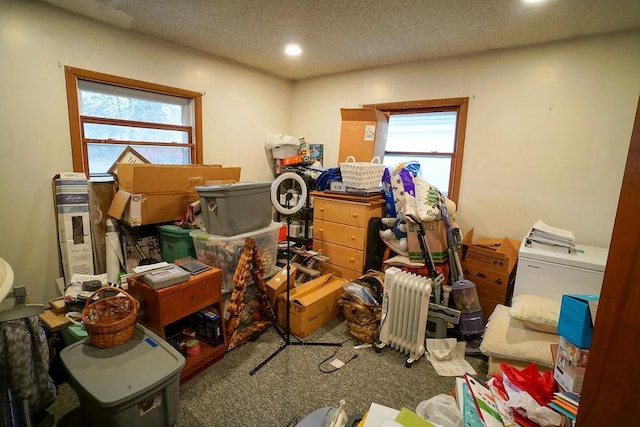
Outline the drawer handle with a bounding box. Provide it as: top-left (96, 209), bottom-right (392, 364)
top-left (318, 229), bottom-right (323, 233)
top-left (320, 208), bottom-right (324, 212)
top-left (349, 258), bottom-right (355, 262)
top-left (191, 295), bottom-right (197, 300)
top-left (350, 235), bottom-right (355, 241)
top-left (351, 213), bottom-right (357, 218)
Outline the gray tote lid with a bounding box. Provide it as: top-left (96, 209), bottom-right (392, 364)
top-left (60, 324), bottom-right (185, 407)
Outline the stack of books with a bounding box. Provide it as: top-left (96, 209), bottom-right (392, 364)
top-left (525, 220), bottom-right (576, 254)
top-left (548, 391), bottom-right (579, 426)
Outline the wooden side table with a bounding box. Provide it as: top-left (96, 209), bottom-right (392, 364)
top-left (128, 268), bottom-right (227, 382)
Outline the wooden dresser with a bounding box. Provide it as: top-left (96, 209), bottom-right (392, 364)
top-left (127, 268), bottom-right (226, 382)
top-left (311, 191), bottom-right (385, 280)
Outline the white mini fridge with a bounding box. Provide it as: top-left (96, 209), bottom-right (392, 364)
top-left (513, 238), bottom-right (609, 303)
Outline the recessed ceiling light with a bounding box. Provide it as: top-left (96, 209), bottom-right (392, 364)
top-left (284, 44), bottom-right (302, 56)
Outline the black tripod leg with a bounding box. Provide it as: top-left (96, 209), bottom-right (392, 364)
top-left (250, 339), bottom-right (287, 375)
top-left (250, 187), bottom-right (343, 376)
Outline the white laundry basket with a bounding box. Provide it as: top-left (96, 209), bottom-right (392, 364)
top-left (339, 156), bottom-right (386, 189)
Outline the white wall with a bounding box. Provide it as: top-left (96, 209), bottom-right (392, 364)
top-left (0, 0), bottom-right (291, 305)
top-left (291, 31), bottom-right (640, 250)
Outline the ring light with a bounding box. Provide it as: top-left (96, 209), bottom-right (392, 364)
top-left (271, 172), bottom-right (308, 216)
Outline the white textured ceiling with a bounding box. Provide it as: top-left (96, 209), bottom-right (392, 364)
top-left (43, 0), bottom-right (640, 80)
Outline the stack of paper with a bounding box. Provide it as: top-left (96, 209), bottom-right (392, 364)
top-left (547, 391), bottom-right (579, 426)
top-left (525, 220), bottom-right (576, 254)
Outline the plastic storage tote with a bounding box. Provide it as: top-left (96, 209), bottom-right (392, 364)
top-left (190, 221), bottom-right (281, 292)
top-left (59, 324), bottom-right (185, 427)
top-left (157, 224), bottom-right (196, 262)
top-left (195, 182), bottom-right (272, 236)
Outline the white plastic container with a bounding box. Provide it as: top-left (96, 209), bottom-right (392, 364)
top-left (195, 182), bottom-right (272, 236)
top-left (513, 238), bottom-right (608, 302)
top-left (190, 222), bottom-right (281, 292)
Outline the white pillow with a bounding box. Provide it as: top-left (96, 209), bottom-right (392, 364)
top-left (480, 304), bottom-right (559, 368)
top-left (509, 294), bottom-right (560, 334)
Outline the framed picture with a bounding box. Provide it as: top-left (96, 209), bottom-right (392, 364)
top-left (108, 146), bottom-right (150, 178)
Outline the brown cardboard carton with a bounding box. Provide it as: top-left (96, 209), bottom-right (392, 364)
top-left (406, 220), bottom-right (449, 263)
top-left (266, 265), bottom-right (297, 310)
top-left (277, 274), bottom-right (347, 338)
top-left (338, 108), bottom-right (389, 164)
top-left (108, 164), bottom-right (241, 226)
top-left (117, 163), bottom-right (241, 193)
top-left (461, 228), bottom-right (520, 317)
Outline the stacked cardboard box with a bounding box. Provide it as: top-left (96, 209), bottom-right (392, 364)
top-left (109, 164), bottom-right (241, 226)
top-left (460, 229), bottom-right (520, 319)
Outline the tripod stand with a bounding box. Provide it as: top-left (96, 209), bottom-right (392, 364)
top-left (250, 175), bottom-right (342, 375)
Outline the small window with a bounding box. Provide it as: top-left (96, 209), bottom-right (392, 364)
top-left (364, 98), bottom-right (468, 204)
top-left (65, 67), bottom-right (203, 179)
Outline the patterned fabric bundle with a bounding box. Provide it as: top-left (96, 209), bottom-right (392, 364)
top-left (0, 316), bottom-right (57, 413)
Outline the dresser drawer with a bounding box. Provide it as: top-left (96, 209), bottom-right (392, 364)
top-left (313, 240), bottom-right (364, 272)
top-left (313, 219), bottom-right (366, 250)
top-left (314, 198), bottom-right (377, 228)
top-left (159, 276), bottom-right (220, 325)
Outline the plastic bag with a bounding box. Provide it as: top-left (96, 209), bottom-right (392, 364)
top-left (265, 133), bottom-right (300, 149)
top-left (415, 394), bottom-right (462, 427)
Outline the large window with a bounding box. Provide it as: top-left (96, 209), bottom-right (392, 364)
top-left (64, 67), bottom-right (203, 179)
top-left (364, 98), bottom-right (468, 204)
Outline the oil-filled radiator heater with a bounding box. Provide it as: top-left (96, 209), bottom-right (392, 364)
top-left (377, 267), bottom-right (432, 367)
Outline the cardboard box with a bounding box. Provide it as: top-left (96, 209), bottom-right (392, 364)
top-left (406, 220), bottom-right (449, 263)
top-left (461, 229), bottom-right (520, 317)
top-left (53, 173), bottom-right (95, 283)
top-left (108, 164), bottom-right (241, 226)
top-left (553, 335), bottom-right (589, 393)
top-left (558, 294), bottom-right (599, 348)
top-left (266, 265), bottom-right (298, 310)
top-left (193, 306), bottom-right (224, 346)
top-left (281, 155), bottom-right (304, 166)
top-left (337, 108), bottom-right (389, 164)
top-left (277, 274), bottom-right (347, 338)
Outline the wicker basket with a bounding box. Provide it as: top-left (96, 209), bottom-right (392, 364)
top-left (338, 293), bottom-right (382, 343)
top-left (339, 156), bottom-right (386, 189)
top-left (81, 286), bottom-right (139, 348)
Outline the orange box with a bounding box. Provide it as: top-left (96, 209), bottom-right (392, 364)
top-left (281, 155), bottom-right (304, 166)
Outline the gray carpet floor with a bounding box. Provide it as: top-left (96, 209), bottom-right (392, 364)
top-left (48, 318), bottom-right (488, 427)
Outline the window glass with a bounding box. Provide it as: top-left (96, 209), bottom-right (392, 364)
top-left (65, 68), bottom-right (201, 178)
top-left (83, 123), bottom-right (189, 144)
top-left (368, 98), bottom-right (467, 204)
top-left (78, 80), bottom-right (189, 125)
top-left (383, 154), bottom-right (451, 197)
top-left (87, 144), bottom-right (190, 175)
top-left (386, 112), bottom-right (456, 153)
